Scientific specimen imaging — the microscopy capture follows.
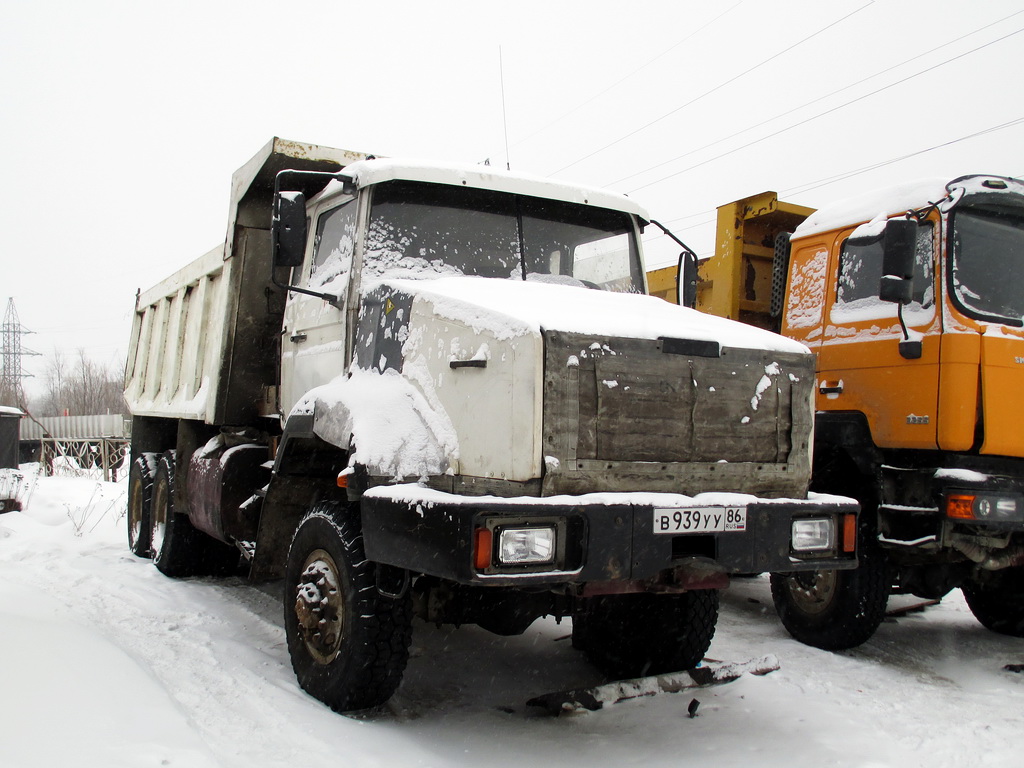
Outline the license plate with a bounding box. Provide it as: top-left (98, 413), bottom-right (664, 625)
top-left (653, 506), bottom-right (747, 534)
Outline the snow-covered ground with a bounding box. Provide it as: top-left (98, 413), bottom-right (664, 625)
top-left (1, 468), bottom-right (1021, 768)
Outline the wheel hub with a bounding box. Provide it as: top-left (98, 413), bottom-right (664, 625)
top-left (128, 486), bottom-right (144, 542)
top-left (150, 481), bottom-right (168, 554)
top-left (294, 549), bottom-right (344, 664)
top-left (786, 570), bottom-right (838, 615)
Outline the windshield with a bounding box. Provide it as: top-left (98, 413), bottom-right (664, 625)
top-left (363, 180), bottom-right (643, 293)
top-left (950, 207), bottom-right (1024, 325)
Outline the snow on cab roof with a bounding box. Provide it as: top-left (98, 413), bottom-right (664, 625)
top-left (320, 157), bottom-right (652, 222)
top-left (793, 178), bottom-right (949, 238)
top-left (793, 175), bottom-right (1024, 238)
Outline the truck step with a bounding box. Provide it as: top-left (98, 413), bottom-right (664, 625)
top-left (526, 654), bottom-right (780, 715)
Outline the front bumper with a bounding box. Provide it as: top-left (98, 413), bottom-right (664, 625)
top-left (879, 462), bottom-right (1024, 550)
top-left (361, 485), bottom-right (858, 587)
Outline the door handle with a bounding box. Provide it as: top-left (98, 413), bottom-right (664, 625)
top-left (819, 381), bottom-right (843, 395)
top-left (289, 332), bottom-right (308, 343)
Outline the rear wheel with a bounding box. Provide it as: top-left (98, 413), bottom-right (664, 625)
top-left (573, 590), bottom-right (719, 679)
top-left (151, 452), bottom-right (237, 578)
top-left (962, 566), bottom-right (1024, 637)
top-left (284, 503), bottom-right (413, 712)
top-left (127, 453), bottom-right (158, 557)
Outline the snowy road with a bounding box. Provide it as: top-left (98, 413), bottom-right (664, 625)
top-left (1, 471), bottom-right (1021, 767)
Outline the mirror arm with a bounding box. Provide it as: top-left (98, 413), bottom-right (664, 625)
top-left (896, 303), bottom-right (922, 360)
top-left (270, 270), bottom-right (343, 309)
top-left (649, 219), bottom-right (697, 259)
top-left (650, 219), bottom-right (699, 308)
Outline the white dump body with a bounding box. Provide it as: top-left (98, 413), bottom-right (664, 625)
top-left (124, 138), bottom-right (370, 425)
top-left (124, 245), bottom-right (228, 421)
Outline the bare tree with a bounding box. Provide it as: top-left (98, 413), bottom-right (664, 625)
top-left (34, 349), bottom-right (126, 417)
top-left (37, 350), bottom-right (68, 415)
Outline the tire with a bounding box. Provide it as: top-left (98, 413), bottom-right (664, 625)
top-left (284, 503), bottom-right (413, 712)
top-left (962, 566), bottom-right (1024, 637)
top-left (127, 453), bottom-right (158, 557)
top-left (572, 590), bottom-right (719, 679)
top-left (771, 458), bottom-right (892, 651)
top-left (150, 452), bottom-right (238, 578)
top-left (769, 532), bottom-right (890, 650)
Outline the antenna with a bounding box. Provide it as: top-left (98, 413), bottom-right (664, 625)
top-left (499, 46), bottom-right (511, 171)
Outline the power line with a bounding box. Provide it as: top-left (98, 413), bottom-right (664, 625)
top-left (611, 8), bottom-right (1024, 188)
top-left (509, 1), bottom-right (745, 150)
top-left (781, 116), bottom-right (1024, 197)
top-left (644, 116), bottom-right (1024, 238)
top-left (627, 24), bottom-right (1024, 194)
top-left (551, 1), bottom-right (875, 176)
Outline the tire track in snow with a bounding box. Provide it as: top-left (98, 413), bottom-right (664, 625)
top-left (2, 533), bottom-right (390, 767)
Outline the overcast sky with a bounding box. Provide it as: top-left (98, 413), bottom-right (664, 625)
top-left (2, 0), bottom-right (1021, 400)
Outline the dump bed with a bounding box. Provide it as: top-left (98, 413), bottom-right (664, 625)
top-left (123, 138), bottom-right (368, 425)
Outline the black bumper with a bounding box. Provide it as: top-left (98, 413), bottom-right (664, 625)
top-left (361, 488), bottom-right (858, 587)
top-left (880, 461), bottom-right (1024, 546)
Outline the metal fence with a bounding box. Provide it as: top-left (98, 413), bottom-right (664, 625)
top-left (16, 413), bottom-right (131, 482)
top-left (39, 437), bottom-right (130, 483)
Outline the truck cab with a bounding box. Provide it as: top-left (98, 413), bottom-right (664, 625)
top-left (672, 177), bottom-right (1024, 648)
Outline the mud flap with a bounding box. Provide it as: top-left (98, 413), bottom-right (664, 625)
top-left (526, 654), bottom-right (780, 715)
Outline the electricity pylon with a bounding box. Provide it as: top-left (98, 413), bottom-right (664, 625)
top-left (1, 298), bottom-right (39, 408)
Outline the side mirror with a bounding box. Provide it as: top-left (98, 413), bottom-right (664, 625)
top-left (272, 191), bottom-right (307, 268)
top-left (677, 250), bottom-right (698, 308)
top-left (877, 219), bottom-right (917, 305)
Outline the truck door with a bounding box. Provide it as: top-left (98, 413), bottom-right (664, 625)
top-left (280, 195), bottom-right (359, 415)
top-left (815, 220), bottom-right (941, 449)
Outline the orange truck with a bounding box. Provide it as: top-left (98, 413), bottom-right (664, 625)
top-left (650, 177), bottom-right (1024, 649)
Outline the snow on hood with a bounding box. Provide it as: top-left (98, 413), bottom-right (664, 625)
top-left (292, 367), bottom-right (458, 481)
top-left (383, 276), bottom-right (809, 355)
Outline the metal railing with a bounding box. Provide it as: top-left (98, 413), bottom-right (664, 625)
top-left (39, 437), bottom-right (130, 482)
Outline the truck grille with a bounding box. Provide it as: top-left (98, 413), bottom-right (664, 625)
top-left (541, 330), bottom-right (813, 497)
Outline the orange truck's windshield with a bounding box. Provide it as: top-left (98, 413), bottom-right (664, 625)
top-left (951, 207), bottom-right (1024, 325)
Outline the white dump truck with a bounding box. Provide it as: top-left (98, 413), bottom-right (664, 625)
top-left (124, 138), bottom-right (856, 712)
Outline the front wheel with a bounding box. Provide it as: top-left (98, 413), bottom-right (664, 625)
top-left (962, 566), bottom-right (1024, 637)
top-left (284, 503), bottom-right (412, 712)
top-left (573, 590), bottom-right (719, 679)
top-left (770, 551), bottom-right (890, 650)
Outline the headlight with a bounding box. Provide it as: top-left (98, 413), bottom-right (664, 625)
top-left (947, 492), bottom-right (1024, 523)
top-left (497, 526), bottom-right (556, 565)
top-left (791, 518), bottom-right (834, 552)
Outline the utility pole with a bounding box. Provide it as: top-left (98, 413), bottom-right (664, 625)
top-left (0, 298), bottom-right (39, 408)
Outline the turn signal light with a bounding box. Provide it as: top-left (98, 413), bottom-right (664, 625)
top-left (473, 528), bottom-right (493, 570)
top-left (842, 513), bottom-right (857, 553)
top-left (947, 494), bottom-right (975, 519)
